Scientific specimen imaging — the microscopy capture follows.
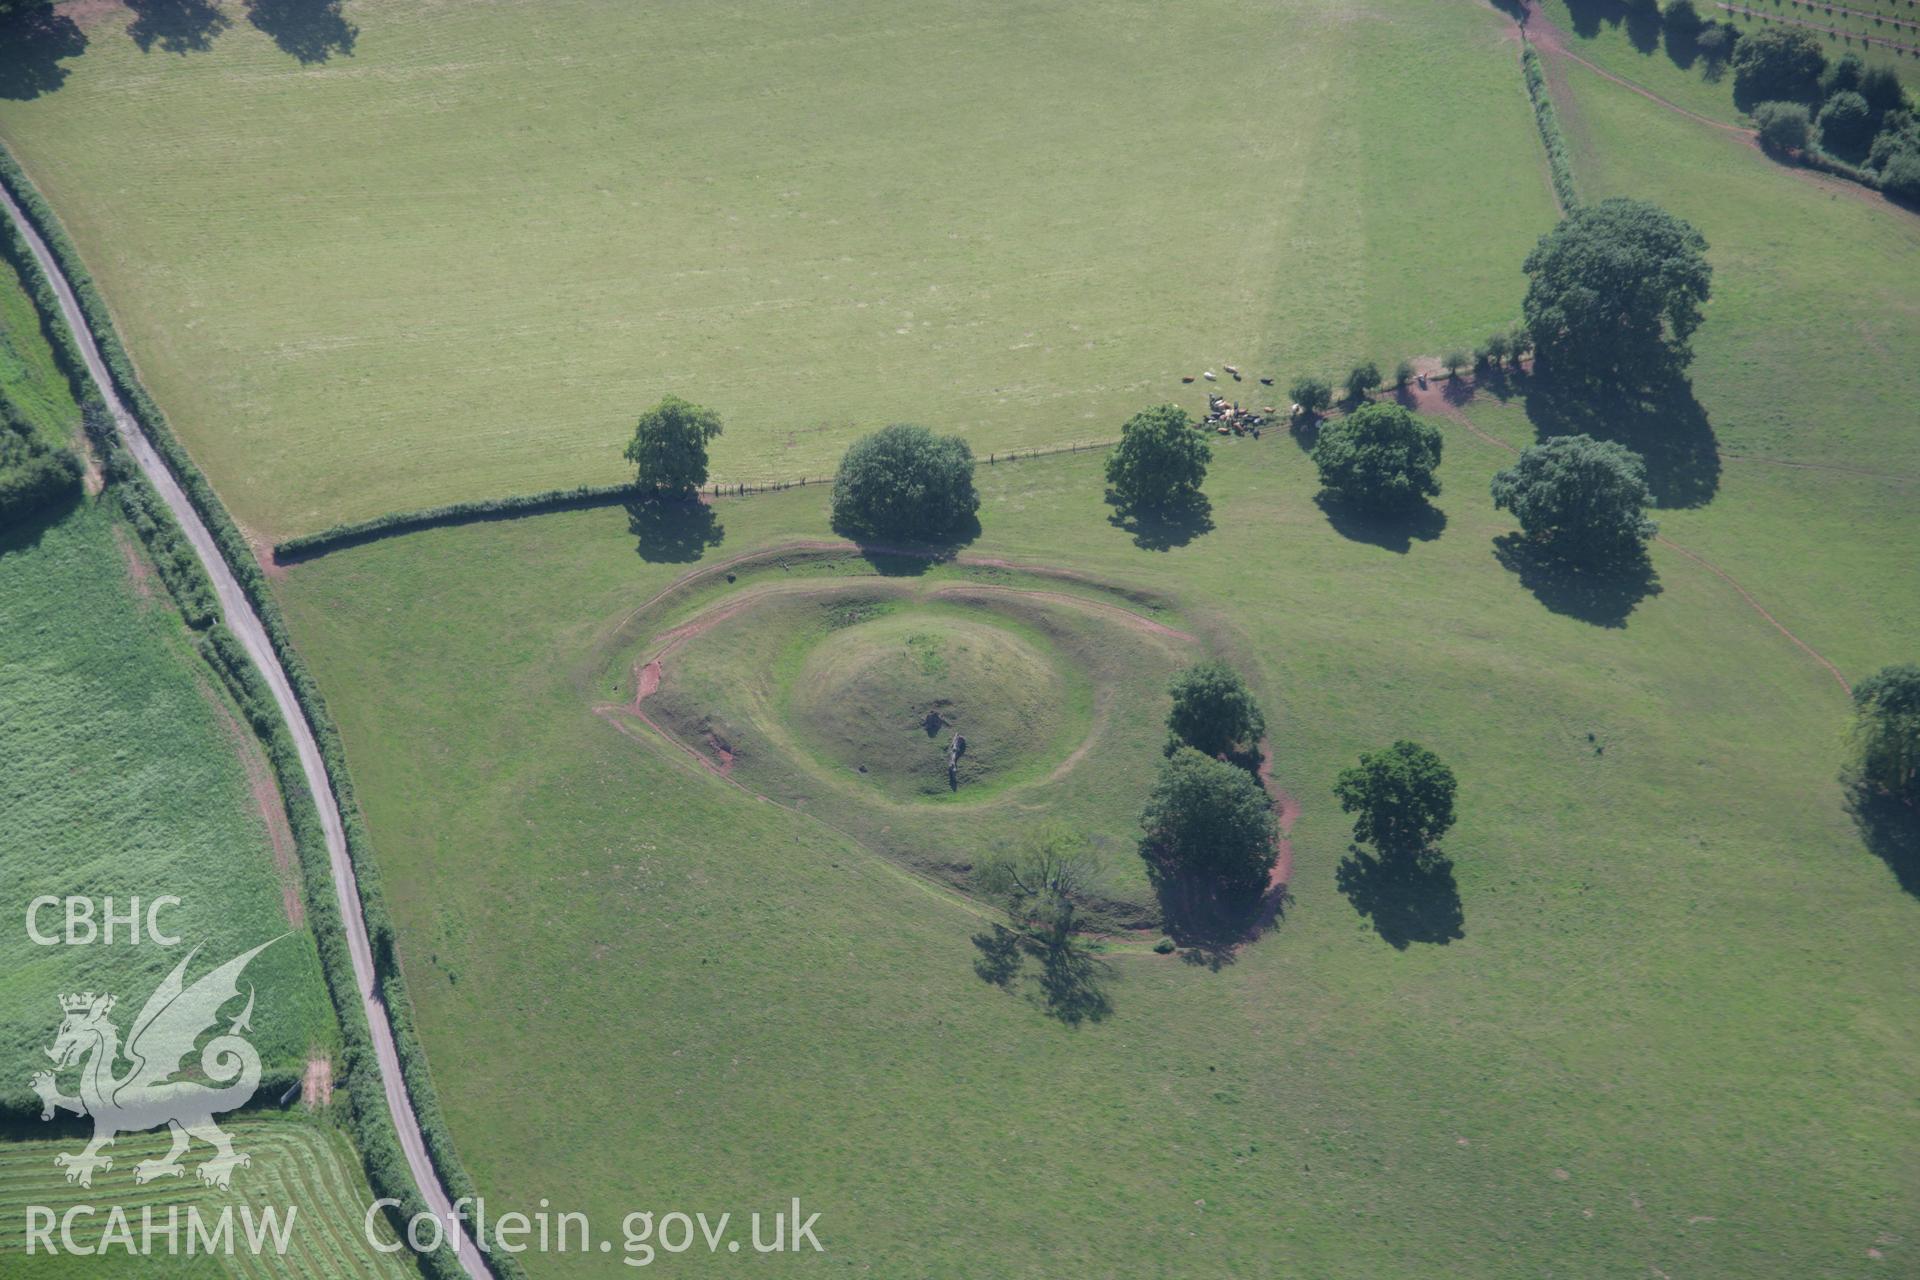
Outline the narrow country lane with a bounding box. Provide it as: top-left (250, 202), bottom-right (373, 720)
top-left (0, 180), bottom-right (495, 1280)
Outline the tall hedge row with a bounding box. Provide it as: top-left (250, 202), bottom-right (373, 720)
top-left (0, 145), bottom-right (521, 1280)
top-left (1522, 44), bottom-right (1581, 211)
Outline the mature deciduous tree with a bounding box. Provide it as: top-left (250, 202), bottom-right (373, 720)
top-left (1754, 100), bottom-right (1813, 152)
top-left (975, 825), bottom-right (1106, 949)
top-left (1334, 740), bottom-right (1458, 856)
top-left (1818, 91), bottom-right (1875, 159)
top-left (1310, 402), bottom-right (1442, 512)
top-left (1344, 361), bottom-right (1382, 404)
top-left (1522, 198), bottom-right (1711, 389)
top-left (624, 395), bottom-right (723, 499)
top-left (1139, 748), bottom-right (1277, 900)
top-left (1289, 375), bottom-right (1332, 418)
top-left (1850, 664), bottom-right (1920, 807)
top-left (1105, 403), bottom-right (1209, 511)
top-left (830, 423), bottom-right (979, 541)
top-left (1730, 26), bottom-right (1826, 108)
top-left (1165, 661), bottom-right (1266, 760)
top-left (1490, 434), bottom-right (1658, 563)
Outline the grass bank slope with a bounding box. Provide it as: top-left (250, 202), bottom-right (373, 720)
top-left (0, 0), bottom-right (1552, 536)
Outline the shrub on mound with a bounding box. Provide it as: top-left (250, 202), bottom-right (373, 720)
top-left (1491, 434), bottom-right (1657, 564)
top-left (830, 423), bottom-right (979, 542)
top-left (1138, 747), bottom-right (1276, 901)
top-left (1166, 660), bottom-right (1265, 760)
top-left (1310, 402), bottom-right (1443, 512)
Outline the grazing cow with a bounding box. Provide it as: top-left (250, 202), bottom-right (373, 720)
top-left (1259, 377), bottom-right (1274, 386)
top-left (1181, 375), bottom-right (1195, 383)
top-left (1203, 371), bottom-right (1216, 381)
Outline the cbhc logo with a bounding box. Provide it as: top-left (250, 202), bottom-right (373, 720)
top-left (26, 897), bottom-right (182, 946)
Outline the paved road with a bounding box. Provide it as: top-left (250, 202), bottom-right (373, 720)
top-left (0, 182), bottom-right (495, 1280)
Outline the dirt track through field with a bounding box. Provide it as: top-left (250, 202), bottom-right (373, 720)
top-left (1515, 0), bottom-right (1907, 216)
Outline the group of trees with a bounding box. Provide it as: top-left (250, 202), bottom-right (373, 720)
top-left (626, 399), bottom-right (982, 544)
top-left (1728, 29), bottom-right (1918, 202)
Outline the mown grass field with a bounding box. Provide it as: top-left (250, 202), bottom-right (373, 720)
top-left (0, 248), bottom-right (335, 1106)
top-left (0, 1115), bottom-right (413, 1279)
top-left (256, 9), bottom-right (1913, 1277)
top-left (6, 0), bottom-right (1918, 1275)
top-left (0, 0), bottom-right (1554, 537)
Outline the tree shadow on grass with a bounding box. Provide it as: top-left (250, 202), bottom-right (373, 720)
top-left (244, 0), bottom-right (357, 63)
top-left (1561, 0), bottom-right (1656, 47)
top-left (1105, 491), bottom-right (1213, 551)
top-left (828, 511), bottom-right (980, 576)
top-left (0, 491), bottom-right (80, 559)
top-left (970, 925), bottom-right (1113, 1026)
top-left (0, 4), bottom-right (86, 101)
top-left (1492, 533), bottom-right (1662, 628)
top-left (1846, 782), bottom-right (1920, 898)
top-left (1521, 370), bottom-right (1721, 510)
top-left (1335, 847), bottom-right (1464, 950)
top-left (626, 496), bottom-right (723, 564)
top-left (1314, 492), bottom-right (1446, 554)
top-left (126, 0), bottom-right (230, 54)
top-left (1147, 873), bottom-right (1287, 972)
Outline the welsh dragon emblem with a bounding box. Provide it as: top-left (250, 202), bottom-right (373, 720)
top-left (30, 938), bottom-right (282, 1189)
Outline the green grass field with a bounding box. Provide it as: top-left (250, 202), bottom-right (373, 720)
top-left (4, 0), bottom-right (1918, 1275)
top-left (0, 0), bottom-right (1556, 538)
top-left (0, 247), bottom-right (335, 1105)
top-left (260, 24), bottom-right (1919, 1272)
top-left (272, 439), bottom-right (1917, 1277)
top-left (0, 1116), bottom-right (413, 1279)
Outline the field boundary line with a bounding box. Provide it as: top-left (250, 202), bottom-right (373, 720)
top-left (0, 169), bottom-right (497, 1280)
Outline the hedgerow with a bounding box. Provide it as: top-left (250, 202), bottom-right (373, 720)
top-left (0, 144), bottom-right (524, 1280)
top-left (275, 481), bottom-right (641, 561)
top-left (1522, 44), bottom-right (1581, 210)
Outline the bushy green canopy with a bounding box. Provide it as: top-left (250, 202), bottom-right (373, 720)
top-left (1104, 403), bottom-right (1209, 511)
top-left (624, 394), bottom-right (723, 498)
top-left (830, 423), bottom-right (979, 542)
top-left (1851, 664), bottom-right (1920, 806)
top-left (1753, 101), bottom-right (1812, 153)
top-left (1310, 402), bottom-right (1442, 511)
top-left (1166, 661), bottom-right (1265, 759)
top-left (1289, 375), bottom-right (1332, 418)
top-left (1334, 740), bottom-right (1458, 857)
top-left (0, 392), bottom-right (81, 531)
top-left (1491, 434), bottom-right (1657, 563)
top-left (1138, 747), bottom-right (1277, 900)
top-left (1730, 27), bottom-right (1826, 108)
top-left (1522, 198), bottom-right (1711, 390)
top-left (1817, 91), bottom-right (1874, 159)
